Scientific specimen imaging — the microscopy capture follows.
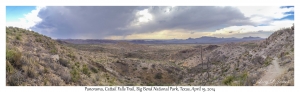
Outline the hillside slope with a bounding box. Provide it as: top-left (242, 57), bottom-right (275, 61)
top-left (6, 25), bottom-right (294, 86)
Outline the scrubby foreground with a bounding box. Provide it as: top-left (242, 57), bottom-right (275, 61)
top-left (6, 26), bottom-right (294, 86)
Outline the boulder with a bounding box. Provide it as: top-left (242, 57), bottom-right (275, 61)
top-left (51, 55), bottom-right (59, 62)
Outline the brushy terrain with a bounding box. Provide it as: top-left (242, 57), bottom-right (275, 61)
top-left (6, 25), bottom-right (294, 86)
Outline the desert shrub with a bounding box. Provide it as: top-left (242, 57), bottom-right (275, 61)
top-left (264, 56), bottom-right (273, 67)
top-left (44, 67), bottom-right (49, 73)
top-left (7, 71), bottom-right (24, 86)
top-left (90, 66), bottom-right (98, 73)
top-left (189, 78), bottom-right (195, 82)
top-left (33, 31), bottom-right (40, 37)
top-left (6, 48), bottom-right (22, 68)
top-left (223, 71), bottom-right (249, 86)
top-left (55, 68), bottom-right (71, 84)
top-left (6, 28), bottom-right (13, 35)
top-left (35, 37), bottom-right (42, 42)
top-left (25, 66), bottom-right (37, 78)
top-left (82, 64), bottom-right (91, 77)
top-left (251, 56), bottom-right (264, 65)
top-left (235, 68), bottom-right (239, 71)
top-left (15, 35), bottom-right (21, 40)
top-left (223, 76), bottom-right (234, 85)
top-left (142, 67), bottom-right (148, 70)
top-left (108, 77), bottom-right (116, 85)
top-left (6, 61), bottom-right (15, 74)
top-left (49, 77), bottom-right (64, 86)
top-left (67, 52), bottom-right (76, 60)
top-left (59, 58), bottom-right (70, 67)
top-left (50, 48), bottom-right (58, 54)
top-left (132, 68), bottom-right (137, 71)
top-left (70, 67), bottom-right (80, 83)
top-left (236, 72), bottom-right (248, 85)
top-left (154, 73), bottom-right (163, 79)
top-left (49, 63), bottom-right (58, 71)
top-left (75, 62), bottom-right (80, 68)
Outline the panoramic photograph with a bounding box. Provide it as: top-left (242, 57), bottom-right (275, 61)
top-left (6, 6), bottom-right (294, 86)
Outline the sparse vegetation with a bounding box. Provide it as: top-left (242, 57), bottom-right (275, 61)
top-left (90, 66), bottom-right (99, 73)
top-left (223, 75), bottom-right (234, 85)
top-left (6, 48), bottom-right (22, 68)
top-left (67, 52), bottom-right (76, 60)
top-left (16, 35), bottom-right (21, 40)
top-left (6, 61), bottom-right (15, 74)
top-left (5, 26), bottom-right (294, 86)
top-left (223, 72), bottom-right (248, 86)
top-left (154, 73), bottom-right (163, 79)
top-left (7, 71), bottom-right (24, 86)
top-left (264, 56), bottom-right (273, 67)
top-left (82, 64), bottom-right (91, 77)
top-left (35, 37), bottom-right (42, 42)
top-left (59, 58), bottom-right (70, 67)
top-left (25, 66), bottom-right (37, 78)
top-left (70, 67), bottom-right (80, 83)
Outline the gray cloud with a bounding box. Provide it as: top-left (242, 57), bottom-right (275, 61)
top-left (31, 6), bottom-right (254, 39)
top-left (32, 6), bottom-right (147, 39)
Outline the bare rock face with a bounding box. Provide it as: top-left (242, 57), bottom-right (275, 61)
top-left (51, 55), bottom-right (59, 62)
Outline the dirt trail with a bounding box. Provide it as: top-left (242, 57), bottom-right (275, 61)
top-left (255, 57), bottom-right (284, 86)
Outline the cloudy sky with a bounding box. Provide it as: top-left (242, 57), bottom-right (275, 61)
top-left (6, 6), bottom-right (294, 39)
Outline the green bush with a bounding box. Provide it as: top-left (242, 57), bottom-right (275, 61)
top-left (142, 67), bottom-right (148, 70)
top-left (26, 67), bottom-right (37, 78)
top-left (6, 61), bottom-right (15, 74)
top-left (50, 49), bottom-right (58, 54)
top-left (44, 67), bottom-right (49, 73)
top-left (67, 52), bottom-right (76, 60)
top-left (35, 37), bottom-right (42, 42)
top-left (59, 58), bottom-right (70, 67)
top-left (223, 72), bottom-right (249, 86)
top-left (82, 64), bottom-right (91, 77)
top-left (16, 35), bottom-right (21, 40)
top-left (70, 68), bottom-right (80, 83)
top-left (154, 73), bottom-right (163, 79)
top-left (75, 62), bottom-right (80, 68)
top-left (223, 76), bottom-right (234, 85)
top-left (90, 66), bottom-right (98, 73)
top-left (264, 56), bottom-right (273, 66)
top-left (6, 48), bottom-right (22, 68)
top-left (189, 78), bottom-right (194, 82)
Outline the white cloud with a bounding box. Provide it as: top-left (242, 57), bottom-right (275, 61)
top-left (236, 6), bottom-right (294, 24)
top-left (130, 8), bottom-right (154, 27)
top-left (6, 6), bottom-right (45, 30)
top-left (210, 19), bottom-right (294, 38)
top-left (137, 9), bottom-right (153, 23)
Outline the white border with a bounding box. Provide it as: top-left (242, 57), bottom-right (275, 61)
top-left (1, 0), bottom-right (298, 92)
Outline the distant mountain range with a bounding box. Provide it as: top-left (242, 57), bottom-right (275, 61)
top-left (57, 36), bottom-right (264, 44)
